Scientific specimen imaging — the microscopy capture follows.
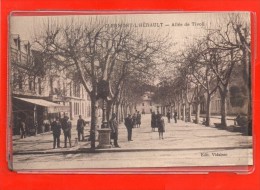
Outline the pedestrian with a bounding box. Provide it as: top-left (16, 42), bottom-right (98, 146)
top-left (33, 121), bottom-right (38, 136)
top-left (109, 113), bottom-right (120, 148)
top-left (77, 115), bottom-right (85, 141)
top-left (174, 111), bottom-right (178, 123)
top-left (151, 112), bottom-right (157, 132)
top-left (132, 113), bottom-right (137, 128)
top-left (124, 114), bottom-right (133, 141)
top-left (156, 111), bottom-right (161, 128)
top-left (136, 111), bottom-right (141, 128)
top-left (43, 119), bottom-right (50, 132)
top-left (19, 119), bottom-right (26, 139)
top-left (51, 117), bottom-right (61, 149)
top-left (157, 114), bottom-right (165, 139)
top-left (61, 115), bottom-right (72, 148)
top-left (166, 110), bottom-right (171, 123)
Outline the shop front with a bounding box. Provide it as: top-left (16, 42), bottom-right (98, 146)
top-left (12, 97), bottom-right (70, 136)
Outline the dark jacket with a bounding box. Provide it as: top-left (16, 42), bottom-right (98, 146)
top-left (124, 117), bottom-right (133, 129)
top-left (110, 118), bottom-right (118, 135)
top-left (20, 121), bottom-right (26, 132)
top-left (51, 120), bottom-right (61, 136)
top-left (158, 118), bottom-right (165, 132)
top-left (62, 119), bottom-right (72, 134)
top-left (136, 113), bottom-right (141, 124)
top-left (77, 118), bottom-right (85, 131)
top-left (151, 113), bottom-right (157, 128)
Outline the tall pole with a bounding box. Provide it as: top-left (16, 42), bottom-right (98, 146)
top-left (33, 105), bottom-right (37, 135)
top-left (101, 99), bottom-right (108, 128)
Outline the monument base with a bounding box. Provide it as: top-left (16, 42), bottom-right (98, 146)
top-left (97, 128), bottom-right (112, 149)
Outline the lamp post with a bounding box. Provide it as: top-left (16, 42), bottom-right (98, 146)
top-left (101, 100), bottom-right (108, 128)
top-left (96, 80), bottom-right (112, 149)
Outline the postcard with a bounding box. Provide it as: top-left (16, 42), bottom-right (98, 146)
top-left (9, 12), bottom-right (252, 171)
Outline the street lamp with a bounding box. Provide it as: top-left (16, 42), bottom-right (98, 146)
top-left (96, 79), bottom-right (112, 149)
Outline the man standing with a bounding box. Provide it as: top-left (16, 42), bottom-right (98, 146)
top-left (156, 111), bottom-right (161, 128)
top-left (61, 115), bottom-right (72, 148)
top-left (51, 117), bottom-right (61, 149)
top-left (166, 110), bottom-right (171, 123)
top-left (136, 111), bottom-right (141, 128)
top-left (19, 119), bottom-right (26, 139)
top-left (157, 114), bottom-right (165, 140)
top-left (174, 111), bottom-right (178, 123)
top-left (109, 113), bottom-right (120, 148)
top-left (124, 114), bottom-right (133, 141)
top-left (77, 115), bottom-right (85, 141)
top-left (151, 112), bottom-right (157, 132)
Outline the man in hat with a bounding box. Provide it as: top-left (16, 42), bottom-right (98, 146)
top-left (124, 114), bottom-right (133, 141)
top-left (77, 115), bottom-right (85, 141)
top-left (51, 117), bottom-right (62, 149)
top-left (109, 113), bottom-right (120, 148)
top-left (61, 115), bottom-right (72, 148)
top-left (19, 118), bottom-right (26, 139)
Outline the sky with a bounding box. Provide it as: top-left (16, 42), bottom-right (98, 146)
top-left (9, 12), bottom-right (251, 85)
top-left (10, 12), bottom-right (250, 51)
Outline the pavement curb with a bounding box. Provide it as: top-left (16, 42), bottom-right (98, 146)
top-left (13, 145), bottom-right (252, 155)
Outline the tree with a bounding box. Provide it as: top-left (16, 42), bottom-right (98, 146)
top-left (34, 17), bottom-right (169, 149)
top-left (182, 41), bottom-right (218, 126)
top-left (206, 13), bottom-right (251, 127)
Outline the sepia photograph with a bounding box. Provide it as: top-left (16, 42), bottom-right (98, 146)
top-left (9, 12), bottom-right (253, 171)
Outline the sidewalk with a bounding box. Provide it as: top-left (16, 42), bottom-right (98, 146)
top-left (12, 114), bottom-right (252, 155)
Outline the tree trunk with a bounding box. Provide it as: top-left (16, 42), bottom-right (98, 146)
top-left (205, 93), bottom-right (211, 126)
top-left (195, 102), bottom-right (200, 124)
top-left (116, 102), bottom-right (120, 122)
top-left (129, 104), bottom-right (134, 114)
top-left (106, 100), bottom-right (113, 122)
top-left (177, 102), bottom-right (181, 120)
top-left (219, 87), bottom-right (228, 128)
top-left (241, 44), bottom-right (252, 129)
top-left (120, 103), bottom-right (124, 123)
top-left (182, 103), bottom-right (186, 121)
top-left (90, 95), bottom-right (98, 149)
top-left (124, 104), bottom-right (128, 116)
top-left (188, 103), bottom-right (192, 122)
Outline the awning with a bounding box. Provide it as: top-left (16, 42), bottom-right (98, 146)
top-left (14, 97), bottom-right (70, 113)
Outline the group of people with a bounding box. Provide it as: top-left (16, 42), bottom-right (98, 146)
top-left (51, 115), bottom-right (87, 149)
top-left (166, 111), bottom-right (177, 123)
top-left (151, 111), bottom-right (166, 139)
top-left (109, 111), bottom-right (142, 148)
top-left (166, 111), bottom-right (178, 124)
top-left (20, 109), bottom-right (172, 149)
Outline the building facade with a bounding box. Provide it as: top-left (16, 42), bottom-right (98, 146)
top-left (10, 34), bottom-right (91, 135)
top-left (135, 91), bottom-right (158, 114)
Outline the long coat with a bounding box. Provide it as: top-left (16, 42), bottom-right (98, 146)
top-left (136, 113), bottom-right (141, 125)
top-left (157, 118), bottom-right (165, 133)
top-left (110, 118), bottom-right (119, 139)
top-left (151, 113), bottom-right (157, 128)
